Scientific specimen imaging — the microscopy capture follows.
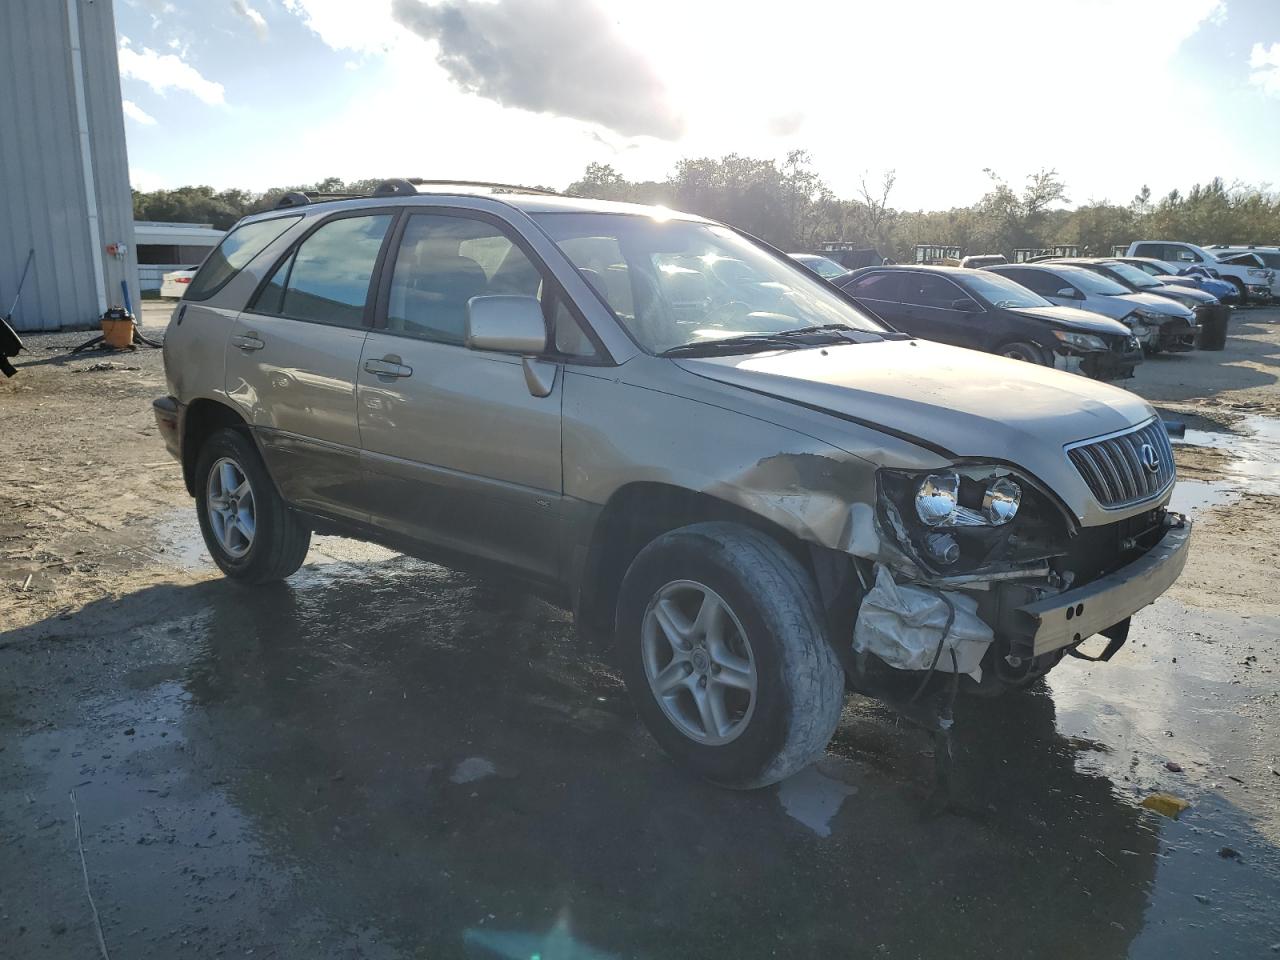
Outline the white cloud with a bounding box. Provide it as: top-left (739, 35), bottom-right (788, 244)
top-left (118, 37), bottom-right (226, 106)
top-left (1248, 41), bottom-right (1280, 96)
top-left (281, 0), bottom-right (396, 55)
top-left (122, 99), bottom-right (157, 125)
top-left (231, 0), bottom-right (269, 40)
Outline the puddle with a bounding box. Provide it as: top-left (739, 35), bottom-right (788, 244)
top-left (1174, 414), bottom-right (1280, 495)
top-left (1168, 479), bottom-right (1241, 516)
top-left (777, 763), bottom-right (858, 837)
top-left (155, 508), bottom-right (408, 573)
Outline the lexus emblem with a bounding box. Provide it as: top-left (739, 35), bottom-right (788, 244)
top-left (1139, 443), bottom-right (1161, 474)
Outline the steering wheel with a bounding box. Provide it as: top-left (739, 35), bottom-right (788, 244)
top-left (702, 300), bottom-right (754, 328)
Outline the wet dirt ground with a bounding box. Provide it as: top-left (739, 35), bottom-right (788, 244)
top-left (2, 303), bottom-right (1279, 959)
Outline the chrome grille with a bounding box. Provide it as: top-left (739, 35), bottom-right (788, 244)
top-left (1066, 419), bottom-right (1175, 508)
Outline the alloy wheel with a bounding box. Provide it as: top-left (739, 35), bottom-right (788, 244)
top-left (640, 580), bottom-right (757, 745)
top-left (206, 457), bottom-right (256, 559)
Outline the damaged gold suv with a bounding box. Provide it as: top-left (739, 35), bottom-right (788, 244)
top-left (153, 181), bottom-right (1192, 789)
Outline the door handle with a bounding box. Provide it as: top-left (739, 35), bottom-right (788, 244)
top-left (363, 356), bottom-right (413, 378)
top-left (231, 334), bottom-right (264, 352)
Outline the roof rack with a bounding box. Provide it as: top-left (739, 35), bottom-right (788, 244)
top-left (273, 178), bottom-right (564, 210)
top-left (274, 190), bottom-right (366, 209)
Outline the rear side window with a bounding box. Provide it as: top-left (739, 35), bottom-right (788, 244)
top-left (998, 269), bottom-right (1062, 297)
top-left (185, 216), bottom-right (300, 301)
top-left (847, 271), bottom-right (903, 302)
top-left (256, 214), bottom-right (393, 328)
top-left (901, 273), bottom-right (963, 308)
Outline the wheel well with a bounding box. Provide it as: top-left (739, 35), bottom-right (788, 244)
top-left (575, 482), bottom-right (811, 643)
top-left (181, 399), bottom-right (248, 494)
top-left (1225, 275), bottom-right (1247, 299)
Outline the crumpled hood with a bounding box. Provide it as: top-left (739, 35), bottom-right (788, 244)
top-left (1144, 283), bottom-right (1217, 305)
top-left (1008, 304), bottom-right (1131, 337)
top-left (1111, 291), bottom-right (1196, 320)
top-left (674, 337), bottom-right (1154, 464)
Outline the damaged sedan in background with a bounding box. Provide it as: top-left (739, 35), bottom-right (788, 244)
top-left (832, 263), bottom-right (1144, 380)
top-left (156, 187), bottom-right (1192, 793)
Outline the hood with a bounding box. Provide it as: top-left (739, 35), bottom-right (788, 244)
top-left (1008, 304), bottom-right (1131, 337)
top-left (673, 338), bottom-right (1153, 465)
top-left (1105, 291), bottom-right (1195, 320)
top-left (1142, 283), bottom-right (1217, 305)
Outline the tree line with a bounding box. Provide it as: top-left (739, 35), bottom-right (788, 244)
top-left (133, 157), bottom-right (1280, 259)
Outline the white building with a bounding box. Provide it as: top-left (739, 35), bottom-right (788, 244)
top-left (134, 222), bottom-right (225, 293)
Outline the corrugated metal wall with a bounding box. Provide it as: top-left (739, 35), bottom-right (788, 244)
top-left (0, 0), bottom-right (138, 331)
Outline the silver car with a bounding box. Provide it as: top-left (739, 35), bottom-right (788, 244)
top-left (153, 182), bottom-right (1191, 788)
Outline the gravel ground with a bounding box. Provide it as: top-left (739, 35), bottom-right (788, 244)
top-left (1, 301), bottom-right (1278, 959)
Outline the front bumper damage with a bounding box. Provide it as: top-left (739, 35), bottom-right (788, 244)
top-left (1068, 340), bottom-right (1143, 381)
top-left (993, 514), bottom-right (1191, 658)
top-left (853, 463), bottom-right (1192, 689)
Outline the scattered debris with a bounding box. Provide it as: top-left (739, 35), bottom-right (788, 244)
top-left (70, 791), bottom-right (112, 960)
top-left (1165, 761), bottom-right (1184, 773)
top-left (76, 361), bottom-right (140, 373)
top-left (1228, 775), bottom-right (1245, 784)
top-left (1141, 793), bottom-right (1191, 819)
top-left (1195, 894), bottom-right (1212, 905)
top-left (1219, 847), bottom-right (1240, 860)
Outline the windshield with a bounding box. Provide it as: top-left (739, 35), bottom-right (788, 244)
top-left (798, 255), bottom-right (850, 279)
top-left (533, 213), bottom-right (884, 353)
top-left (1103, 261), bottom-right (1163, 289)
top-left (956, 270), bottom-right (1050, 309)
top-left (1065, 267), bottom-right (1131, 297)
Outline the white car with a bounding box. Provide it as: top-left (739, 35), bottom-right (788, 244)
top-left (1207, 245), bottom-right (1280, 300)
top-left (1126, 241), bottom-right (1275, 303)
top-left (160, 267), bottom-right (199, 299)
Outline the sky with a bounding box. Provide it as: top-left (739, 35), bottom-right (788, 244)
top-left (116, 0), bottom-right (1280, 211)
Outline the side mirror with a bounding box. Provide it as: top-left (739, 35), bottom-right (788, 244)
top-left (949, 297), bottom-right (979, 312)
top-left (465, 295), bottom-right (547, 354)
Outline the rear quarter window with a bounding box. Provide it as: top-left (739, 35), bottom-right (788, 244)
top-left (184, 216), bottom-right (301, 301)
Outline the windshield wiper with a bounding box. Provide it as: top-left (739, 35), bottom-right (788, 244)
top-left (660, 324), bottom-right (872, 357)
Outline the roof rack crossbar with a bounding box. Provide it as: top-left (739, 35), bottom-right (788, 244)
top-left (404, 179), bottom-right (563, 197)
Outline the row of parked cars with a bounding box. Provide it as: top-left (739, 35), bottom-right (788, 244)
top-left (790, 242), bottom-right (1273, 382)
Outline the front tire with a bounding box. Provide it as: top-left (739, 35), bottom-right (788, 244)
top-left (194, 427), bottom-right (310, 584)
top-left (998, 341), bottom-right (1048, 364)
top-left (616, 522), bottom-right (845, 789)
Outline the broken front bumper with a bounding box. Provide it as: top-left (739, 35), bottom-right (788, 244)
top-left (1009, 516), bottom-right (1192, 657)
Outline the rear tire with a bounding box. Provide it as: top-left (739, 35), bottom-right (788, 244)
top-left (998, 341), bottom-right (1048, 364)
top-left (194, 427), bottom-right (310, 584)
top-left (616, 522), bottom-right (845, 789)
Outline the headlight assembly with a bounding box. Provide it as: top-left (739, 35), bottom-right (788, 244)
top-left (880, 466), bottom-right (1058, 574)
top-left (1052, 329), bottom-right (1108, 351)
top-left (913, 471), bottom-right (1021, 527)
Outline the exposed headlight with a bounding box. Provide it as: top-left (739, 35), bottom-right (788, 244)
top-left (913, 472), bottom-right (1021, 527)
top-left (915, 473), bottom-right (959, 526)
top-left (1052, 330), bottom-right (1108, 351)
top-left (982, 477), bottom-right (1021, 524)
